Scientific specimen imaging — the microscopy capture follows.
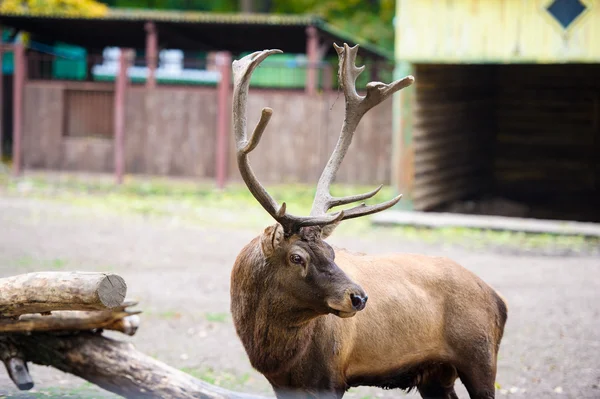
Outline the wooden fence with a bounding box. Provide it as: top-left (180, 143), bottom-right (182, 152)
top-left (21, 81), bottom-right (393, 185)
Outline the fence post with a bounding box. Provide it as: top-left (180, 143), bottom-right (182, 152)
top-left (305, 26), bottom-right (318, 95)
top-left (145, 22), bottom-right (157, 89)
top-left (114, 49), bottom-right (131, 185)
top-left (12, 36), bottom-right (25, 176)
top-left (0, 25), bottom-right (4, 159)
top-left (215, 51), bottom-right (231, 190)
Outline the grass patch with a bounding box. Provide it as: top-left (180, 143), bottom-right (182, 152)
top-left (180, 366), bottom-right (252, 390)
top-left (204, 312), bottom-right (230, 323)
top-left (2, 172), bottom-right (599, 254)
top-left (14, 256), bottom-right (69, 270)
top-left (157, 310), bottom-right (182, 320)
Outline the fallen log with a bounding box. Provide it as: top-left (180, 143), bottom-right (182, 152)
top-left (0, 306), bottom-right (140, 335)
top-left (0, 272), bottom-right (127, 317)
top-left (4, 332), bottom-right (267, 399)
top-left (0, 340), bottom-right (33, 390)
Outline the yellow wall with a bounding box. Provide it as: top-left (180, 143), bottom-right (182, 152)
top-left (395, 0), bottom-right (600, 63)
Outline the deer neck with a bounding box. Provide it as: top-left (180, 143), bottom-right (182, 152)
top-left (231, 246), bottom-right (322, 376)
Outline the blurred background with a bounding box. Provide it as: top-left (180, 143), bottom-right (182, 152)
top-left (0, 1), bottom-right (599, 398)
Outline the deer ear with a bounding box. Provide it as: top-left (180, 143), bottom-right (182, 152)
top-left (261, 223), bottom-right (284, 257)
top-left (320, 223), bottom-right (340, 239)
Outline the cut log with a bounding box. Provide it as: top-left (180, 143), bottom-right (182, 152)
top-left (5, 332), bottom-right (268, 399)
top-left (0, 308), bottom-right (140, 335)
top-left (0, 272), bottom-right (127, 317)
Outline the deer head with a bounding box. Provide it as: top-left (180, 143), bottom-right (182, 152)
top-left (232, 44), bottom-right (414, 319)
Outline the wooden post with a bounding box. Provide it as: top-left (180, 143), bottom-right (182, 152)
top-left (114, 48), bottom-right (130, 185)
top-left (305, 26), bottom-right (318, 95)
top-left (0, 25), bottom-right (4, 159)
top-left (323, 63), bottom-right (333, 93)
top-left (11, 36), bottom-right (25, 176)
top-left (215, 51), bottom-right (231, 190)
top-left (391, 61), bottom-right (415, 210)
top-left (145, 22), bottom-right (158, 89)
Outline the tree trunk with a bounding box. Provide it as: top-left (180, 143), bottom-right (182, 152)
top-left (0, 272), bottom-right (127, 317)
top-left (3, 333), bottom-right (268, 399)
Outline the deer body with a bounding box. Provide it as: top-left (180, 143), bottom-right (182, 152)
top-left (232, 239), bottom-right (506, 398)
top-left (230, 44), bottom-right (507, 398)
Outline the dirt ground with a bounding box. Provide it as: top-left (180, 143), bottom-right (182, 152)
top-left (0, 196), bottom-right (599, 398)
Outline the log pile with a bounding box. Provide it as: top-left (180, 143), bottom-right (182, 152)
top-left (0, 272), bottom-right (266, 399)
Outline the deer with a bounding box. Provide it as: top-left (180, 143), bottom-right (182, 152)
top-left (230, 44), bottom-right (507, 399)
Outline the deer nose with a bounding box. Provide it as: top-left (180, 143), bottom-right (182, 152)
top-left (350, 293), bottom-right (368, 311)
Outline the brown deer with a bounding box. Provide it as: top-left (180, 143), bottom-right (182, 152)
top-left (230, 44), bottom-right (507, 399)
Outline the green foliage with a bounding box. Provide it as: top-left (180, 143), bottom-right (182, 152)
top-left (0, 0), bottom-right (108, 16)
top-left (272, 0), bottom-right (395, 52)
top-left (97, 0), bottom-right (395, 52)
top-left (99, 0), bottom-right (239, 12)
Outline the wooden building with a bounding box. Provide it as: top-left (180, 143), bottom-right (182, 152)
top-left (393, 0), bottom-right (600, 222)
top-left (0, 10), bottom-right (392, 187)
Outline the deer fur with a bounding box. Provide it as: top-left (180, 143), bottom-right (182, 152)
top-left (231, 225), bottom-right (507, 399)
top-left (229, 44), bottom-right (507, 399)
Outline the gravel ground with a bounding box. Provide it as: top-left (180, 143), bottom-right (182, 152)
top-left (0, 197), bottom-right (599, 399)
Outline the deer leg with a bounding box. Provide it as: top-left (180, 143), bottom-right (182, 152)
top-left (418, 382), bottom-right (459, 399)
top-left (418, 363), bottom-right (459, 399)
top-left (457, 363), bottom-right (497, 399)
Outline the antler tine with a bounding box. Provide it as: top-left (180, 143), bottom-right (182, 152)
top-left (232, 50), bottom-right (345, 234)
top-left (340, 194), bottom-right (403, 220)
top-left (310, 43), bottom-right (414, 222)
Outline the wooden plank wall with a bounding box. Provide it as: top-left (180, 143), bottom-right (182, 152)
top-left (229, 89), bottom-right (393, 185)
top-left (494, 64), bottom-right (600, 220)
top-left (23, 83), bottom-right (115, 173)
top-left (412, 64), bottom-right (496, 210)
top-left (21, 83), bottom-right (394, 185)
top-left (124, 86), bottom-right (217, 178)
top-left (396, 0), bottom-right (600, 63)
top-left (22, 84), bottom-right (64, 170)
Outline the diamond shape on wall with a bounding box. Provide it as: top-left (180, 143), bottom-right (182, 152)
top-left (546, 0), bottom-right (587, 29)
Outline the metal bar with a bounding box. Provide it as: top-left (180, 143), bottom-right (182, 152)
top-left (114, 49), bottom-right (130, 185)
top-left (145, 22), bottom-right (157, 89)
top-left (305, 26), bottom-right (318, 95)
top-left (215, 51), bottom-right (231, 189)
top-left (12, 37), bottom-right (25, 176)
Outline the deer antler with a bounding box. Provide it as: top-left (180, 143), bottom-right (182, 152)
top-left (233, 50), bottom-right (344, 234)
top-left (232, 44), bottom-right (414, 235)
top-left (309, 43), bottom-right (414, 219)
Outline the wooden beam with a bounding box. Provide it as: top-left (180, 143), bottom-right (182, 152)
top-left (215, 51), bottom-right (231, 190)
top-left (11, 35), bottom-right (25, 176)
top-left (0, 307), bottom-right (140, 335)
top-left (0, 24), bottom-right (4, 159)
top-left (0, 272), bottom-right (127, 317)
top-left (145, 22), bottom-right (158, 89)
top-left (305, 26), bottom-right (319, 95)
top-left (4, 332), bottom-right (268, 399)
top-left (391, 61), bottom-right (415, 210)
top-left (114, 48), bottom-right (131, 185)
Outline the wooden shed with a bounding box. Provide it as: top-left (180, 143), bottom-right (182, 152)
top-left (393, 0), bottom-right (600, 222)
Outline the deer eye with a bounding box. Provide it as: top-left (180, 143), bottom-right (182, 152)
top-left (290, 254), bottom-right (304, 265)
